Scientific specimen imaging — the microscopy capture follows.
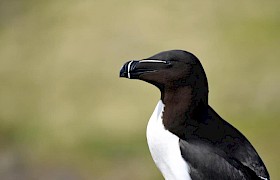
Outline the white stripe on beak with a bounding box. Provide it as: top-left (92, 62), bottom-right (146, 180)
top-left (127, 60), bottom-right (134, 79)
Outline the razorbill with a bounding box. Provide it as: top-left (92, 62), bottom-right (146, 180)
top-left (119, 50), bottom-right (269, 180)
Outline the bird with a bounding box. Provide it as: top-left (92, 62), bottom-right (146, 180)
top-left (119, 50), bottom-right (269, 180)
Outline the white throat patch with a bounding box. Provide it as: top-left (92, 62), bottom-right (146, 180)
top-left (146, 100), bottom-right (191, 180)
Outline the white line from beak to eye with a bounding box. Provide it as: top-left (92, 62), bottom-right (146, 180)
top-left (139, 60), bottom-right (167, 63)
top-left (127, 60), bottom-right (134, 79)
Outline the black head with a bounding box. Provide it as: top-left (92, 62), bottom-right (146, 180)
top-left (120, 50), bottom-right (208, 95)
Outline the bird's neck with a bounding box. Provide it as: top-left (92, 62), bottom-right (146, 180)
top-left (161, 86), bottom-right (208, 138)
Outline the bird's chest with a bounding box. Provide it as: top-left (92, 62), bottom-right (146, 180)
top-left (146, 100), bottom-right (191, 180)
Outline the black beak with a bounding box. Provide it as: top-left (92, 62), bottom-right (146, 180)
top-left (119, 59), bottom-right (170, 79)
top-left (119, 63), bottom-right (127, 78)
top-left (120, 60), bottom-right (138, 78)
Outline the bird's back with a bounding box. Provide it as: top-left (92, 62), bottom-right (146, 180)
top-left (179, 106), bottom-right (269, 180)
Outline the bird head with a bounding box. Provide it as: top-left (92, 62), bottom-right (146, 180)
top-left (120, 50), bottom-right (208, 93)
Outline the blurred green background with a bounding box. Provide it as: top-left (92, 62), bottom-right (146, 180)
top-left (0, 0), bottom-right (279, 179)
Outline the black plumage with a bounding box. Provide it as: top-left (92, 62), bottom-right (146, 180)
top-left (120, 50), bottom-right (269, 180)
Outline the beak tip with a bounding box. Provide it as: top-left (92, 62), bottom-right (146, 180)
top-left (119, 64), bottom-right (128, 78)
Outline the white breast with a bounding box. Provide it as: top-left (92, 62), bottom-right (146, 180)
top-left (146, 100), bottom-right (191, 180)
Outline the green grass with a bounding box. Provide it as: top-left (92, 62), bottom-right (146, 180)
top-left (0, 0), bottom-right (279, 179)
